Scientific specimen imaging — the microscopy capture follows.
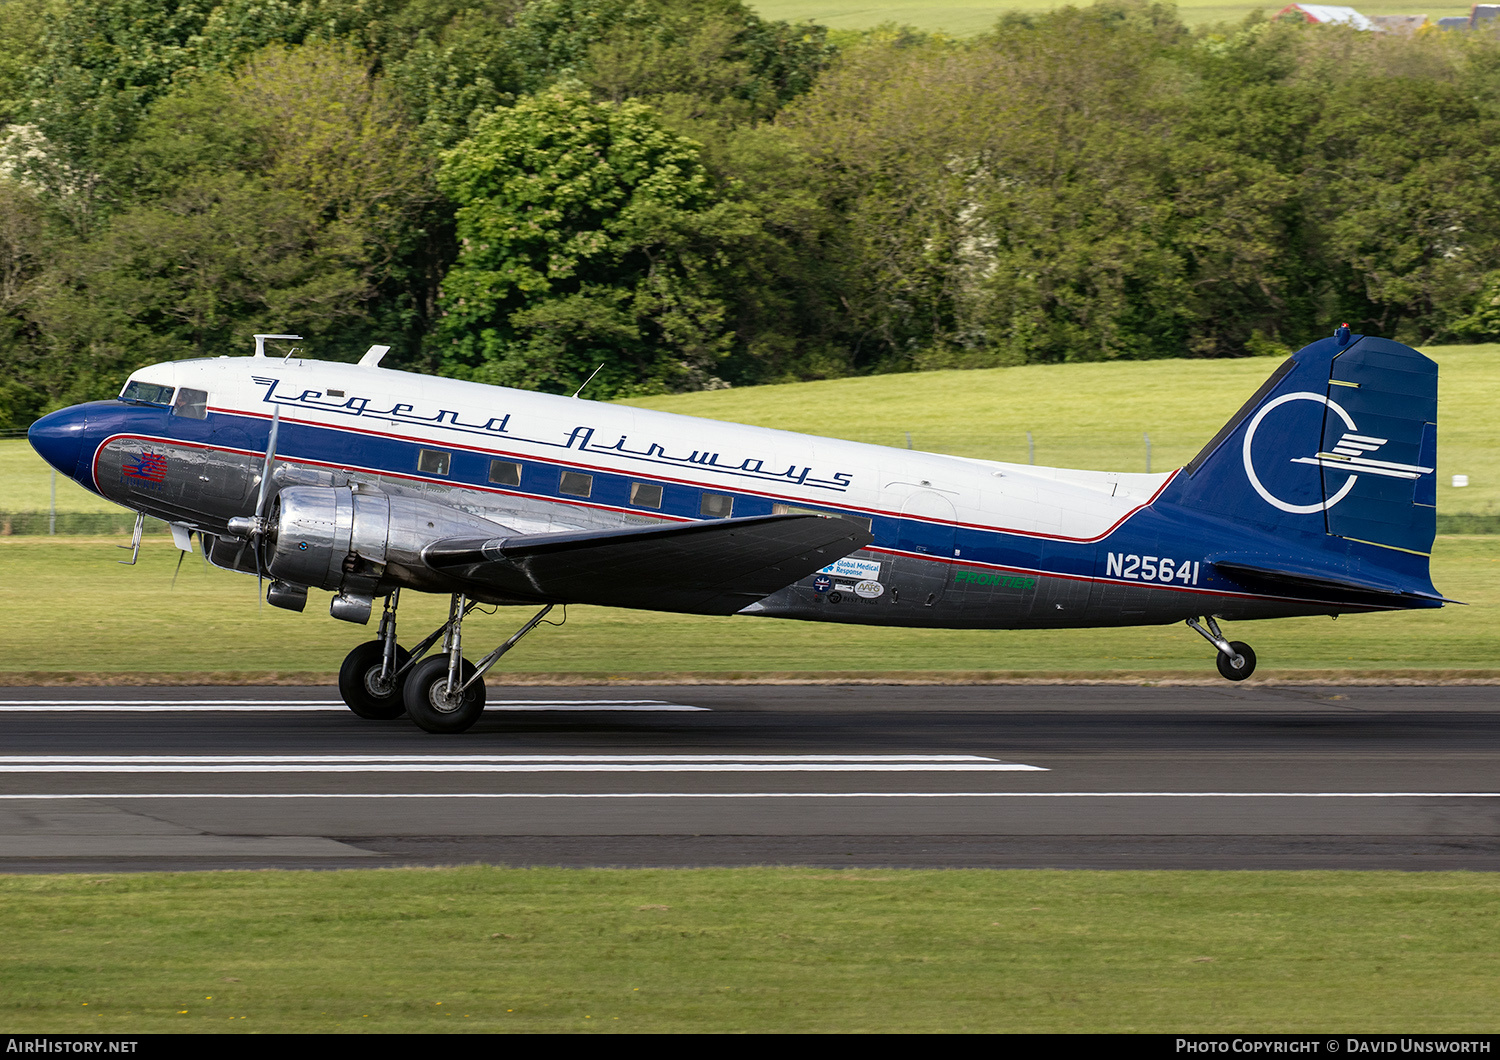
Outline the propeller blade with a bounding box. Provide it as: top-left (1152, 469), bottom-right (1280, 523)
top-left (172, 546), bottom-right (187, 589)
top-left (255, 405), bottom-right (281, 522)
top-left (251, 406), bottom-right (281, 610)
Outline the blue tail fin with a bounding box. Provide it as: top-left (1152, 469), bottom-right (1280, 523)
top-left (1168, 334), bottom-right (1438, 558)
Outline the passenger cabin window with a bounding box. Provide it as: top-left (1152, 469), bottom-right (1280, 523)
top-left (559, 470), bottom-right (593, 497)
top-left (119, 381), bottom-right (175, 406)
top-left (772, 502), bottom-right (873, 533)
top-left (418, 449), bottom-right (451, 476)
top-left (172, 388), bottom-right (208, 419)
top-left (701, 493), bottom-right (734, 519)
top-left (630, 482), bottom-right (663, 509)
top-left (489, 460), bottom-right (522, 487)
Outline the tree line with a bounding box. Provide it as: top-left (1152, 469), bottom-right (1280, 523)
top-left (3, 0), bottom-right (1500, 424)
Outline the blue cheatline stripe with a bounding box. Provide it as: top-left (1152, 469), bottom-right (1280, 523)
top-left (82, 403), bottom-right (1330, 607)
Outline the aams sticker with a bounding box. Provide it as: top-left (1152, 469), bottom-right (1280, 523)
top-left (854, 580), bottom-right (885, 599)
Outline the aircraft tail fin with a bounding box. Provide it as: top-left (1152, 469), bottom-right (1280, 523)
top-left (1164, 332), bottom-right (1438, 569)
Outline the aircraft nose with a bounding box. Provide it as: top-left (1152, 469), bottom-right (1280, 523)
top-left (27, 406), bottom-right (89, 478)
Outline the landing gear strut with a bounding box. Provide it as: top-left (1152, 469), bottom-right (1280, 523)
top-left (1187, 616), bottom-right (1257, 682)
top-left (337, 588), bottom-right (471, 719)
top-left (337, 589), bottom-right (411, 719)
top-left (402, 595), bottom-right (556, 734)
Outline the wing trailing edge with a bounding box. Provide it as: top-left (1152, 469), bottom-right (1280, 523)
top-left (422, 513), bottom-right (874, 615)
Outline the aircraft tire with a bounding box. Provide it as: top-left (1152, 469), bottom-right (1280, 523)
top-left (1215, 641), bottom-right (1256, 682)
top-left (404, 655), bottom-right (487, 734)
top-left (338, 640), bottom-right (412, 719)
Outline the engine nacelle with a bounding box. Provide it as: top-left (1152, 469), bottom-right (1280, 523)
top-left (268, 486), bottom-right (386, 599)
top-left (266, 485), bottom-right (511, 623)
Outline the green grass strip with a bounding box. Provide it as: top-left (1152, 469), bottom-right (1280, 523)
top-left (3, 535), bottom-right (1497, 679)
top-left (3, 867), bottom-right (1498, 1032)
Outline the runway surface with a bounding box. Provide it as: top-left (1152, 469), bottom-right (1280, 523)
top-left (1, 683), bottom-right (1497, 872)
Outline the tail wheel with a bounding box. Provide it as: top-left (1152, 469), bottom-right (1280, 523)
top-left (404, 655), bottom-right (486, 734)
top-left (338, 640), bottom-right (411, 719)
top-left (1215, 641), bottom-right (1257, 682)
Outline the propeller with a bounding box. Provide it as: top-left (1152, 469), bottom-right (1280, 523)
top-left (253, 406), bottom-right (282, 602)
top-left (162, 526), bottom-right (212, 589)
top-left (228, 405), bottom-right (282, 605)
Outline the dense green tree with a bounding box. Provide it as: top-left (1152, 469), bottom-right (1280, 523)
top-left (385, 0), bottom-right (830, 148)
top-left (0, 0), bottom-right (56, 126)
top-left (0, 178), bottom-right (47, 426)
top-left (24, 41), bottom-right (436, 407)
top-left (10, 0), bottom-right (1500, 419)
top-left (1300, 76), bottom-right (1500, 343)
top-left (433, 88), bottom-right (752, 395)
top-left (778, 4), bottom-right (1265, 368)
top-left (580, 0), bottom-right (831, 121)
top-left (967, 4), bottom-right (1290, 363)
top-left (32, 172), bottom-right (370, 405)
top-left (775, 2), bottom-right (1500, 366)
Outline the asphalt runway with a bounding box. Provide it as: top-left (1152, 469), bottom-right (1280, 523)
top-left (1, 683), bottom-right (1497, 872)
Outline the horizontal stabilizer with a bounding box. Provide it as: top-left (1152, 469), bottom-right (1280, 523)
top-left (423, 513), bottom-right (874, 615)
top-left (1211, 556), bottom-right (1458, 608)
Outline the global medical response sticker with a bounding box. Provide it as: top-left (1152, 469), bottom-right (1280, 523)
top-left (819, 557), bottom-right (881, 581)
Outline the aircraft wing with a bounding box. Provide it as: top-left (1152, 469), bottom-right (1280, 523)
top-left (422, 513), bottom-right (874, 615)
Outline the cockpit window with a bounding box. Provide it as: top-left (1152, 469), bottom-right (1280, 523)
top-left (172, 388), bottom-right (208, 419)
top-left (119, 381), bottom-right (175, 406)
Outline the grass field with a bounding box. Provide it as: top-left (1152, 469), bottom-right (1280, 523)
top-left (0, 533), bottom-right (1494, 679)
top-left (3, 868), bottom-right (1497, 1032)
top-left (0, 439), bottom-right (129, 517)
top-left (747, 0), bottom-right (1476, 35)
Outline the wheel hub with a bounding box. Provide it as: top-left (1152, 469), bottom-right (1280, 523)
top-left (428, 681), bottom-right (465, 714)
top-left (364, 667), bottom-right (396, 698)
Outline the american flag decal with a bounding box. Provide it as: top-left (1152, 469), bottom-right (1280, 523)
top-left (123, 452), bottom-right (168, 483)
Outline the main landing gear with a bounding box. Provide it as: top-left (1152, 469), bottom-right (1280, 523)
top-left (335, 589), bottom-right (556, 733)
top-left (1186, 616), bottom-right (1257, 682)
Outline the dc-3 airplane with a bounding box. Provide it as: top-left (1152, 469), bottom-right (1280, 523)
top-left (27, 327), bottom-right (1445, 733)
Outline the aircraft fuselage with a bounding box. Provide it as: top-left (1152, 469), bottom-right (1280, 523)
top-left (30, 349), bottom-right (1438, 632)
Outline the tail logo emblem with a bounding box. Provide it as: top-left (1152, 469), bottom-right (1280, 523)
top-left (1242, 392), bottom-right (1432, 514)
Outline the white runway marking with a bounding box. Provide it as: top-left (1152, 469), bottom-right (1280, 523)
top-left (0, 699), bottom-right (707, 712)
top-left (0, 791), bottom-right (1494, 800)
top-left (0, 753), bottom-right (1042, 774)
